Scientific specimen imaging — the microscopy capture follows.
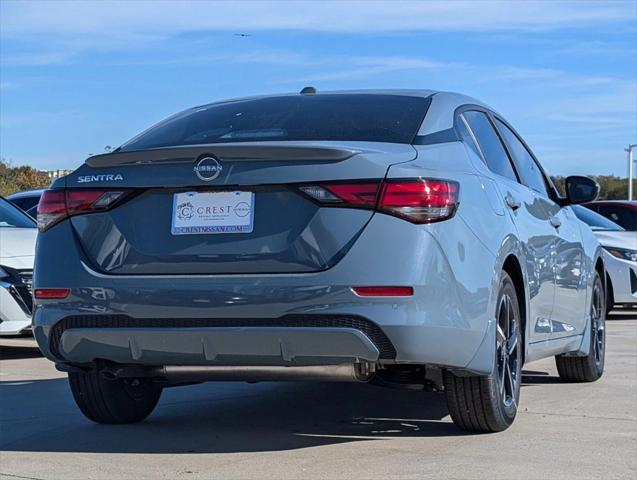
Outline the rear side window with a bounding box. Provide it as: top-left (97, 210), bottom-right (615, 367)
top-left (462, 111), bottom-right (517, 182)
top-left (9, 198), bottom-right (28, 209)
top-left (494, 118), bottom-right (549, 198)
top-left (120, 94), bottom-right (430, 151)
top-left (596, 206), bottom-right (637, 231)
top-left (11, 196), bottom-right (40, 212)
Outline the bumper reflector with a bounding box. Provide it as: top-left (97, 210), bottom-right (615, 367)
top-left (34, 288), bottom-right (70, 299)
top-left (352, 286), bottom-right (414, 297)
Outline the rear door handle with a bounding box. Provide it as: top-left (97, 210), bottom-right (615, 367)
top-left (549, 216), bottom-right (562, 229)
top-left (505, 195), bottom-right (521, 211)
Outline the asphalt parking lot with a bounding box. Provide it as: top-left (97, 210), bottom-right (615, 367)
top-left (1, 312), bottom-right (635, 480)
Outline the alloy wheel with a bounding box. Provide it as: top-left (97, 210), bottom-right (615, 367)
top-left (591, 281), bottom-right (605, 366)
top-left (496, 293), bottom-right (520, 409)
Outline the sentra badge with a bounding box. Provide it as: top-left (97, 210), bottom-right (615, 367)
top-left (77, 173), bottom-right (124, 183)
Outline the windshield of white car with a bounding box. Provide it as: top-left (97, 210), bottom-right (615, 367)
top-left (0, 198), bottom-right (37, 228)
top-left (571, 205), bottom-right (624, 231)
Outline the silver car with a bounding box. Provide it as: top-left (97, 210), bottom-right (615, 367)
top-left (33, 90), bottom-right (606, 432)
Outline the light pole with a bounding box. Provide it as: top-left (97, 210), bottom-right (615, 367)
top-left (627, 144), bottom-right (637, 201)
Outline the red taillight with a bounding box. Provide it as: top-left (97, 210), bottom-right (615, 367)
top-left (37, 190), bottom-right (126, 232)
top-left (65, 190), bottom-right (108, 212)
top-left (352, 286), bottom-right (414, 297)
top-left (297, 178), bottom-right (459, 223)
top-left (37, 190), bottom-right (67, 232)
top-left (378, 179), bottom-right (459, 224)
top-left (34, 288), bottom-right (70, 299)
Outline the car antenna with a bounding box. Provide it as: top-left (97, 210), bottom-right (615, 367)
top-left (300, 86), bottom-right (317, 95)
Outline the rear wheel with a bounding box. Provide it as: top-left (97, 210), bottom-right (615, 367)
top-left (68, 368), bottom-right (162, 424)
top-left (555, 272), bottom-right (605, 382)
top-left (444, 271), bottom-right (522, 432)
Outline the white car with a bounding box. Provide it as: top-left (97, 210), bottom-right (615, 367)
top-left (0, 197), bottom-right (37, 335)
top-left (572, 205), bottom-right (637, 310)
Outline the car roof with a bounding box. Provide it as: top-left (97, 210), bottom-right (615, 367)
top-left (195, 89), bottom-right (436, 107)
top-left (194, 88), bottom-right (487, 107)
top-left (6, 189), bottom-right (46, 200)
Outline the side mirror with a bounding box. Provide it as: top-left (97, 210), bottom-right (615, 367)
top-left (564, 176), bottom-right (600, 204)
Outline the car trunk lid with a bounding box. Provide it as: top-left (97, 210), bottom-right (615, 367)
top-left (66, 142), bottom-right (416, 275)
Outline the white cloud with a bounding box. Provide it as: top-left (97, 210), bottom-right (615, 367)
top-left (1, 0), bottom-right (633, 37)
top-left (553, 40), bottom-right (637, 57)
top-left (0, 51), bottom-right (74, 66)
top-left (292, 56), bottom-right (454, 81)
top-left (2, 1), bottom-right (634, 68)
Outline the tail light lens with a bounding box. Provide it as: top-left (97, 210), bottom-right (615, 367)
top-left (299, 183), bottom-right (379, 207)
top-left (378, 179), bottom-right (459, 224)
top-left (37, 190), bottom-right (126, 232)
top-left (352, 286), bottom-right (414, 297)
top-left (37, 190), bottom-right (67, 232)
top-left (34, 288), bottom-right (70, 299)
top-left (297, 178), bottom-right (459, 224)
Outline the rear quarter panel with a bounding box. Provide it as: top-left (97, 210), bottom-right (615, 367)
top-left (387, 142), bottom-right (525, 371)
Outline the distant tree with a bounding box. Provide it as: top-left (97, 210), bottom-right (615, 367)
top-left (551, 176), bottom-right (566, 196)
top-left (550, 175), bottom-right (635, 201)
top-left (0, 158), bottom-right (51, 197)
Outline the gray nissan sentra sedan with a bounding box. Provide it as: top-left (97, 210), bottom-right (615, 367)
top-left (33, 89), bottom-right (606, 432)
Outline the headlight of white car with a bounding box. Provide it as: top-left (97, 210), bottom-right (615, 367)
top-left (604, 247), bottom-right (637, 262)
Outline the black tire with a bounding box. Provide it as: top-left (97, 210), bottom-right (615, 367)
top-left (444, 271), bottom-right (523, 433)
top-left (555, 271), bottom-right (605, 382)
top-left (68, 368), bottom-right (162, 424)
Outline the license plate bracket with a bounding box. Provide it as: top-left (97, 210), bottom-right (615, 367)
top-left (171, 191), bottom-right (254, 235)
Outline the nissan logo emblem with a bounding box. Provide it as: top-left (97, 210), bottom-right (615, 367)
top-left (194, 156), bottom-right (223, 181)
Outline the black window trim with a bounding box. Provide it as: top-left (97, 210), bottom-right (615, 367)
top-left (412, 127), bottom-right (458, 145)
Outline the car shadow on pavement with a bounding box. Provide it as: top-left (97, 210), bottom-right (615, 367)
top-left (521, 370), bottom-right (563, 385)
top-left (5, 309), bottom-right (635, 455)
top-left (607, 309), bottom-right (637, 321)
top-left (0, 343), bottom-right (43, 360)
top-left (0, 377), bottom-right (468, 455)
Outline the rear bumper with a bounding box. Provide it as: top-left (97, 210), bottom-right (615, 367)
top-left (56, 325), bottom-right (380, 366)
top-left (35, 309), bottom-right (494, 373)
top-left (33, 213), bottom-right (499, 373)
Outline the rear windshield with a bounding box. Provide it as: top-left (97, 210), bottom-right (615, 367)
top-left (120, 94), bottom-right (430, 151)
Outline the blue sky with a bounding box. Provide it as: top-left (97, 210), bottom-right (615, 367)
top-left (1, 0), bottom-right (635, 175)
